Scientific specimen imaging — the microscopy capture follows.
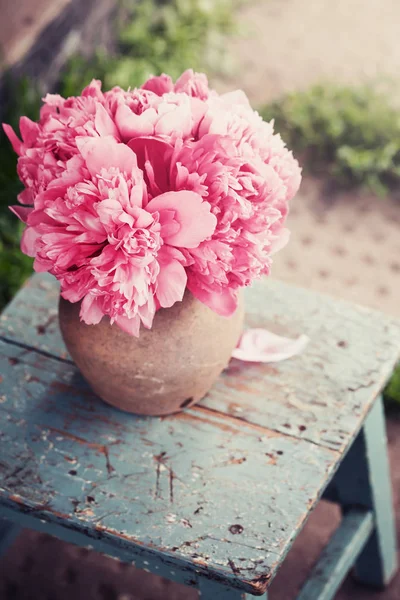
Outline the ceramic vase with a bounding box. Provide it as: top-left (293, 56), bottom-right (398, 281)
top-left (58, 292), bottom-right (244, 416)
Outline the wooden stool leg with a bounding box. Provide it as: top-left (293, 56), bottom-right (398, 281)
top-left (330, 395), bottom-right (397, 587)
top-left (198, 579), bottom-right (267, 599)
top-left (0, 518), bottom-right (21, 558)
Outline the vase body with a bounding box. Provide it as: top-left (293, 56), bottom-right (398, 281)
top-left (58, 292), bottom-right (244, 416)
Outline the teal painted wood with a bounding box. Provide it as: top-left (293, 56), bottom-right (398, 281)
top-left (296, 509), bottom-right (374, 600)
top-left (0, 507), bottom-right (212, 590)
top-left (0, 518), bottom-right (20, 557)
top-left (0, 338), bottom-right (338, 595)
top-left (2, 274), bottom-right (400, 452)
top-left (199, 578), bottom-right (267, 598)
top-left (0, 274), bottom-right (399, 596)
top-left (0, 273), bottom-right (67, 360)
top-left (329, 396), bottom-right (398, 587)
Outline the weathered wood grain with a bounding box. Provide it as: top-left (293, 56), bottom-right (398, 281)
top-left (199, 578), bottom-right (266, 599)
top-left (2, 274), bottom-right (399, 451)
top-left (0, 273), bottom-right (399, 595)
top-left (0, 338), bottom-right (336, 595)
top-left (207, 277), bottom-right (400, 451)
top-left (0, 274), bottom-right (67, 359)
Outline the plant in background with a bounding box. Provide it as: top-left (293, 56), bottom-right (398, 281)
top-left (385, 365), bottom-right (400, 406)
top-left (0, 78), bottom-right (41, 307)
top-left (61, 0), bottom-right (237, 96)
top-left (260, 84), bottom-right (400, 195)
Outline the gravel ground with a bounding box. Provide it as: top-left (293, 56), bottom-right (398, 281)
top-left (215, 0), bottom-right (400, 105)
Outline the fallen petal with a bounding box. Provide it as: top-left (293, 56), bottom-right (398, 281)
top-left (232, 328), bottom-right (309, 362)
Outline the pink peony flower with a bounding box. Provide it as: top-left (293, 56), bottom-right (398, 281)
top-left (112, 90), bottom-right (206, 143)
top-left (4, 71), bottom-right (301, 335)
top-left (3, 80), bottom-right (118, 205)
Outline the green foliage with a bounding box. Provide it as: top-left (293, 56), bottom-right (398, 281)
top-left (384, 364), bottom-right (400, 406)
top-left (260, 84), bottom-right (400, 195)
top-left (0, 77), bottom-right (40, 308)
top-left (61, 0), bottom-right (236, 94)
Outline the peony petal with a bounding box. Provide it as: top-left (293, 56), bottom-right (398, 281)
top-left (220, 89), bottom-right (251, 107)
top-left (19, 116), bottom-right (40, 145)
top-left (77, 136), bottom-right (137, 176)
top-left (82, 79), bottom-right (104, 99)
top-left (128, 137), bottom-right (173, 194)
top-left (33, 256), bottom-right (52, 273)
top-left (155, 104), bottom-right (192, 138)
top-left (190, 97), bottom-right (208, 134)
top-left (232, 329), bottom-right (309, 362)
top-left (137, 294), bottom-right (156, 329)
top-left (9, 205), bottom-right (33, 223)
top-left (270, 228), bottom-right (290, 255)
top-left (157, 209), bottom-right (180, 238)
top-left (146, 191), bottom-right (216, 248)
top-left (80, 294), bottom-right (104, 325)
top-left (20, 226), bottom-right (40, 257)
top-left (174, 69), bottom-right (209, 99)
top-left (115, 104), bottom-right (156, 141)
top-left (2, 123), bottom-right (22, 155)
top-left (188, 280), bottom-right (238, 317)
top-left (114, 314), bottom-right (141, 337)
top-left (95, 104), bottom-right (119, 138)
top-left (18, 188), bottom-right (34, 204)
top-left (141, 74), bottom-right (173, 95)
top-left (156, 249), bottom-right (187, 308)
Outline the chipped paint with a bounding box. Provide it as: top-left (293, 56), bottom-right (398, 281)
top-left (0, 273), bottom-right (399, 595)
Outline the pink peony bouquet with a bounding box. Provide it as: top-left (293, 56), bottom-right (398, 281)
top-left (3, 70), bottom-right (301, 337)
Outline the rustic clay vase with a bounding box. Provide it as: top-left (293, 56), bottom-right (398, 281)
top-left (59, 292), bottom-right (244, 416)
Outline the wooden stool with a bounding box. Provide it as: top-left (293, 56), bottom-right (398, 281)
top-left (0, 274), bottom-right (399, 599)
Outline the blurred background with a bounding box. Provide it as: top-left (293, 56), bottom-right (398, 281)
top-left (0, 0), bottom-right (399, 598)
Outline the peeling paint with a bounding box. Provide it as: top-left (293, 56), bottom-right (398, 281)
top-left (0, 273), bottom-right (399, 595)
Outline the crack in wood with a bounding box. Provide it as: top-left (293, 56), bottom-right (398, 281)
top-left (43, 426), bottom-right (116, 475)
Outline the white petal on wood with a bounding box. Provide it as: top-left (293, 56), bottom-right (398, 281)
top-left (232, 328), bottom-right (309, 363)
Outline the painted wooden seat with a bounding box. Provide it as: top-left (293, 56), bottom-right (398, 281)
top-left (0, 273), bottom-right (399, 599)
